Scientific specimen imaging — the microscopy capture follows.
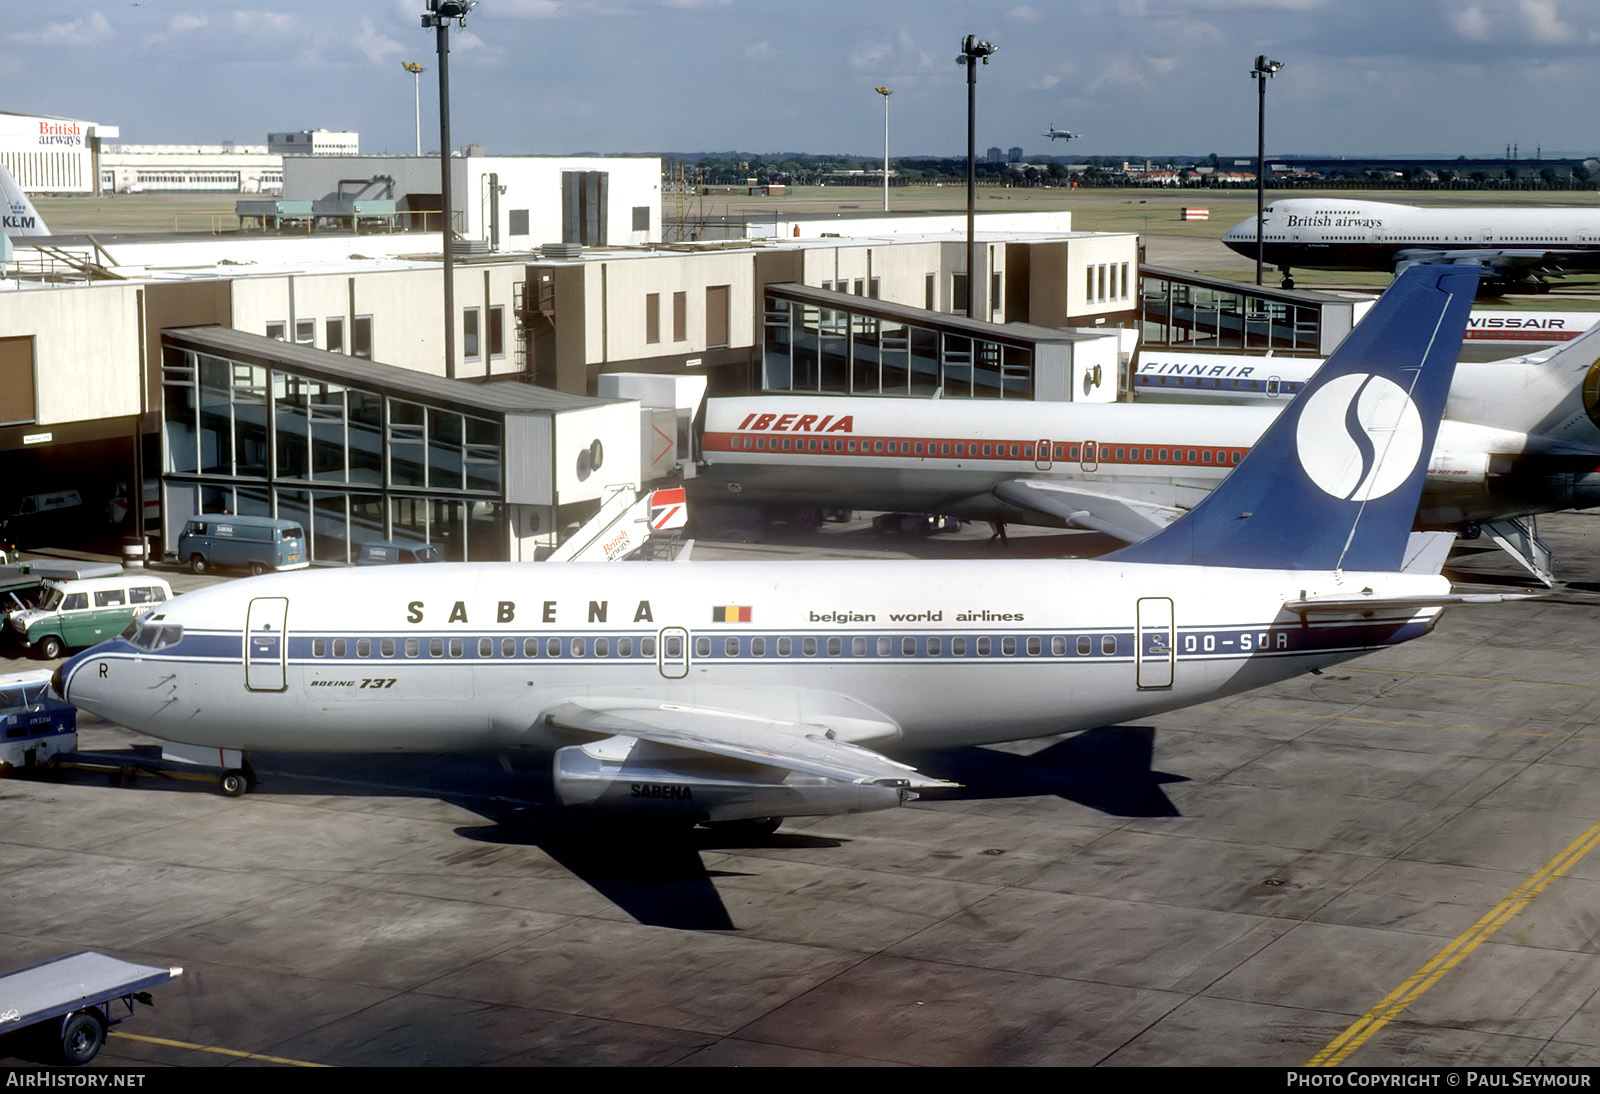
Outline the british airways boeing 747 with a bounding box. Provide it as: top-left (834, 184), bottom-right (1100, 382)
top-left (1223, 197), bottom-right (1600, 290)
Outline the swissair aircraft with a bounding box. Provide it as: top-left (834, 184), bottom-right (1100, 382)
top-left (699, 317), bottom-right (1600, 584)
top-left (57, 266), bottom-right (1512, 827)
top-left (1223, 197), bottom-right (1600, 290)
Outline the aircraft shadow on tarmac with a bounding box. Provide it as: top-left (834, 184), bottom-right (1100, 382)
top-left (904, 725), bottom-right (1188, 818)
top-left (42, 724), bottom-right (1183, 930)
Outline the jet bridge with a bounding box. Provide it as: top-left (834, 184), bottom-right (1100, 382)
top-left (1139, 265), bottom-right (1367, 356)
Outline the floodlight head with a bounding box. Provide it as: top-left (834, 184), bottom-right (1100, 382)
top-left (423, 0), bottom-right (477, 27)
top-left (1251, 55), bottom-right (1284, 77)
top-left (958, 35), bottom-right (997, 64)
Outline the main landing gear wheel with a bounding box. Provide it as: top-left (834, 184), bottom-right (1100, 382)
top-left (219, 770), bottom-right (249, 797)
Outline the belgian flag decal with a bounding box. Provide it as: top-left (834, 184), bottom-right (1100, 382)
top-left (712, 606), bottom-right (752, 623)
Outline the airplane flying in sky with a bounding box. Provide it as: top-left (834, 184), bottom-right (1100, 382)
top-left (1222, 198), bottom-right (1600, 290)
top-left (697, 320), bottom-right (1600, 584)
top-left (58, 265), bottom-right (1510, 829)
top-left (1042, 125), bottom-right (1080, 141)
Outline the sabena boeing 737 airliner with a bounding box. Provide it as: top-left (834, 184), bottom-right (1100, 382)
top-left (57, 265), bottom-right (1515, 827)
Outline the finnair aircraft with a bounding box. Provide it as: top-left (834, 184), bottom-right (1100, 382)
top-left (58, 266), bottom-right (1510, 827)
top-left (1223, 197), bottom-right (1600, 290)
top-left (699, 318), bottom-right (1600, 583)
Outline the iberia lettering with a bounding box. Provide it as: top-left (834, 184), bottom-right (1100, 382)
top-left (736, 412), bottom-right (855, 433)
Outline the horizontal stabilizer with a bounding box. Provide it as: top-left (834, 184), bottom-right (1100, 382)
top-left (543, 698), bottom-right (955, 789)
top-left (991, 479), bottom-right (1179, 543)
top-left (1284, 590), bottom-right (1539, 615)
top-left (1401, 531), bottom-right (1455, 575)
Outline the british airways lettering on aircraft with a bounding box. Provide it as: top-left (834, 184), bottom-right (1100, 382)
top-left (1223, 198), bottom-right (1600, 290)
top-left (59, 267), bottom-right (1521, 828)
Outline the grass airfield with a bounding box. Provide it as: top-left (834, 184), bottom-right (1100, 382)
top-left (33, 184), bottom-right (1600, 302)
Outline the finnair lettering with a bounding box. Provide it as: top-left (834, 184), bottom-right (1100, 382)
top-left (405, 599), bottom-right (656, 624)
top-left (1139, 362), bottom-right (1258, 378)
top-left (737, 412), bottom-right (855, 433)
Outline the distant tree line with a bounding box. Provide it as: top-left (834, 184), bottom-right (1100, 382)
top-left (664, 152), bottom-right (1599, 191)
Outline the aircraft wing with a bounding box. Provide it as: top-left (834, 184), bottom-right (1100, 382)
top-left (542, 698), bottom-right (957, 789)
top-left (991, 479), bottom-right (1182, 543)
top-left (1394, 248), bottom-right (1570, 276)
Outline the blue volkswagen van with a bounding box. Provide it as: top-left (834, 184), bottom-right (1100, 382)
top-left (175, 515), bottom-right (309, 575)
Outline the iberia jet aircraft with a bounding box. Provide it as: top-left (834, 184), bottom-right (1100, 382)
top-left (698, 319), bottom-right (1600, 584)
top-left (58, 266), bottom-right (1513, 828)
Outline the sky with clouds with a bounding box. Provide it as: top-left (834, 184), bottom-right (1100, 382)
top-left (2, 1), bottom-right (1597, 160)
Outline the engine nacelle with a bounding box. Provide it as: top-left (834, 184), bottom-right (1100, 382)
top-left (552, 739), bottom-right (911, 822)
top-left (1424, 448), bottom-right (1491, 493)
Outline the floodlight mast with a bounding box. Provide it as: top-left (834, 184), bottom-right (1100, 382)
top-left (957, 35), bottom-right (996, 320)
top-left (402, 62), bottom-right (426, 157)
top-left (875, 87), bottom-right (892, 213)
top-left (420, 1), bottom-right (478, 380)
top-left (1251, 55), bottom-right (1284, 287)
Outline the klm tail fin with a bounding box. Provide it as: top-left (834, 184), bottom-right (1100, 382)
top-left (1110, 264), bottom-right (1483, 572)
top-left (0, 164), bottom-right (49, 238)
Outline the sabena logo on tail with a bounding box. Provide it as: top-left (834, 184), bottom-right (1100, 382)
top-left (1294, 373), bottom-right (1424, 503)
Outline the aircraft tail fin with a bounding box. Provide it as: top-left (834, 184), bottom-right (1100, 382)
top-left (1109, 264), bottom-right (1483, 572)
top-left (0, 164), bottom-right (49, 238)
top-left (1450, 320), bottom-right (1600, 444)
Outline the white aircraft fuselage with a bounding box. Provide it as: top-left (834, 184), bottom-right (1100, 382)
top-left (696, 392), bottom-right (1600, 531)
top-left (59, 558), bottom-right (1445, 756)
top-left (1223, 198), bottom-right (1600, 282)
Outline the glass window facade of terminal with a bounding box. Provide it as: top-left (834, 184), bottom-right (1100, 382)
top-left (761, 293), bottom-right (1033, 399)
top-left (1139, 273), bottom-right (1323, 354)
top-left (161, 346), bottom-right (506, 563)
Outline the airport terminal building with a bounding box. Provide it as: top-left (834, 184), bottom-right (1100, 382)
top-left (0, 160), bottom-right (1143, 561)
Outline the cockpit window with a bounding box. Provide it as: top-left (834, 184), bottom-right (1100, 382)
top-left (126, 621), bottom-right (182, 651)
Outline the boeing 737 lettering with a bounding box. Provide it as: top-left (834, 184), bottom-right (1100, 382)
top-left (1223, 198), bottom-right (1600, 290)
top-left (57, 265), bottom-right (1517, 830)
